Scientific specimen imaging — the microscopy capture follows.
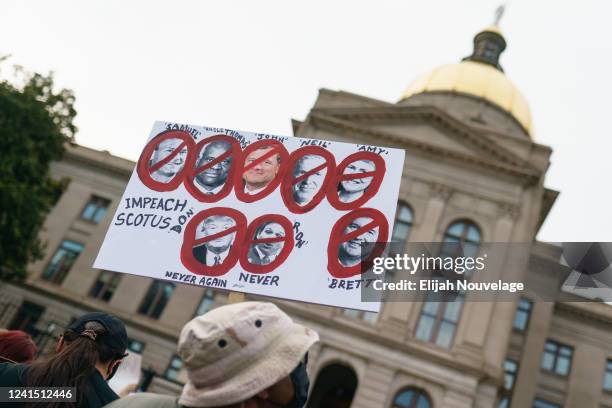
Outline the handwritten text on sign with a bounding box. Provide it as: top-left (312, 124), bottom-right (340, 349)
top-left (95, 122), bottom-right (405, 311)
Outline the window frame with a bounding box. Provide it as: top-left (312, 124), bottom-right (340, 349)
top-left (194, 288), bottom-right (216, 316)
top-left (414, 219), bottom-right (480, 348)
top-left (138, 280), bottom-right (175, 319)
top-left (390, 387), bottom-right (432, 408)
top-left (541, 339), bottom-right (573, 377)
top-left (532, 398), bottom-right (561, 408)
top-left (89, 270), bottom-right (122, 302)
top-left (512, 297), bottom-right (533, 332)
top-left (164, 355), bottom-right (185, 383)
top-left (127, 339), bottom-right (146, 354)
top-left (603, 359), bottom-right (612, 392)
top-left (390, 202), bottom-right (413, 254)
top-left (42, 239), bottom-right (85, 284)
top-left (79, 195), bottom-right (111, 224)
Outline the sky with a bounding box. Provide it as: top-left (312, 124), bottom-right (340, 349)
top-left (2, 1), bottom-right (609, 242)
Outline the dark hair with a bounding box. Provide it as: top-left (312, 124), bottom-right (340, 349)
top-left (0, 330), bottom-right (37, 363)
top-left (25, 321), bottom-right (126, 408)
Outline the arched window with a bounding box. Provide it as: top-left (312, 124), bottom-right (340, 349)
top-left (392, 387), bottom-right (432, 408)
top-left (440, 220), bottom-right (481, 259)
top-left (415, 220), bottom-right (481, 348)
top-left (307, 364), bottom-right (358, 408)
top-left (390, 203), bottom-right (413, 254)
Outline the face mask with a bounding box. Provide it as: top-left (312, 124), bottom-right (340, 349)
top-left (285, 354), bottom-right (310, 408)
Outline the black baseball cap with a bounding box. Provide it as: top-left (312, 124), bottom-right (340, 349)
top-left (68, 312), bottom-right (128, 351)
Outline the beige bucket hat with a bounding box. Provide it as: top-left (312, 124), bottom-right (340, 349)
top-left (177, 301), bottom-right (319, 407)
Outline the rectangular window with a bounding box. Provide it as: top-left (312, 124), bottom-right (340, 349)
top-left (89, 270), bottom-right (122, 302)
top-left (128, 339), bottom-right (145, 354)
top-left (80, 195), bottom-right (111, 224)
top-left (513, 297), bottom-right (532, 332)
top-left (42, 240), bottom-right (84, 284)
top-left (603, 359), bottom-right (612, 392)
top-left (504, 359), bottom-right (519, 390)
top-left (415, 282), bottom-right (464, 348)
top-left (9, 301), bottom-right (45, 338)
top-left (138, 280), bottom-right (175, 319)
top-left (533, 398), bottom-right (561, 408)
top-left (195, 289), bottom-right (215, 316)
top-left (165, 355), bottom-right (185, 382)
top-left (541, 340), bottom-right (573, 376)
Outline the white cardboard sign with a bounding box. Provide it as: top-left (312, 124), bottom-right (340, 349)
top-left (94, 121), bottom-right (405, 312)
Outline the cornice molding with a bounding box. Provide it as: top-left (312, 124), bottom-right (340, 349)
top-left (309, 112), bottom-right (540, 185)
top-left (310, 104), bottom-right (535, 169)
top-left (555, 302), bottom-right (612, 326)
top-left (63, 147), bottom-right (133, 179)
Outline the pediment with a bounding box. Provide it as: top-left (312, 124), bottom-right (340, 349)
top-left (306, 106), bottom-right (541, 184)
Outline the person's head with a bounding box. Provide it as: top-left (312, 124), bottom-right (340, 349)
top-left (195, 141), bottom-right (232, 191)
top-left (339, 159), bottom-right (375, 195)
top-left (243, 146), bottom-right (281, 190)
top-left (0, 330), bottom-right (37, 363)
top-left (338, 217), bottom-right (379, 266)
top-left (25, 312), bottom-right (128, 405)
top-left (196, 215), bottom-right (236, 254)
top-left (292, 155), bottom-right (326, 205)
top-left (151, 138), bottom-right (188, 180)
top-left (177, 301), bottom-right (319, 408)
top-left (254, 222), bottom-right (285, 259)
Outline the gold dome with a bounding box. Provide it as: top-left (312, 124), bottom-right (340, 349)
top-left (400, 27), bottom-right (533, 136)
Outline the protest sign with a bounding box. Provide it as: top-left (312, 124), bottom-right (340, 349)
top-left (94, 121), bottom-right (405, 311)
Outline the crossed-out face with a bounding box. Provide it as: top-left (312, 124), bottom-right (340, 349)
top-left (243, 147), bottom-right (281, 191)
top-left (338, 217), bottom-right (379, 267)
top-left (195, 141), bottom-right (232, 191)
top-left (150, 138), bottom-right (188, 182)
top-left (254, 222), bottom-right (285, 259)
top-left (196, 216), bottom-right (236, 253)
top-left (339, 159), bottom-right (375, 196)
top-left (292, 155), bottom-right (327, 205)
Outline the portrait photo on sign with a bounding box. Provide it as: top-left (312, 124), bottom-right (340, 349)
top-left (243, 145), bottom-right (281, 195)
top-left (338, 159), bottom-right (375, 203)
top-left (248, 222), bottom-right (286, 266)
top-left (292, 154), bottom-right (327, 206)
top-left (194, 140), bottom-right (233, 195)
top-left (338, 216), bottom-right (379, 267)
top-left (192, 215), bottom-right (237, 266)
top-left (149, 137), bottom-right (188, 183)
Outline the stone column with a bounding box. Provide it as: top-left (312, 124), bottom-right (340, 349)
top-left (410, 183), bottom-right (451, 242)
top-left (350, 363), bottom-right (395, 408)
top-left (509, 301), bottom-right (555, 408)
top-left (566, 342), bottom-right (606, 407)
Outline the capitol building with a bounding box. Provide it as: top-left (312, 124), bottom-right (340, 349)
top-left (2, 22), bottom-right (612, 408)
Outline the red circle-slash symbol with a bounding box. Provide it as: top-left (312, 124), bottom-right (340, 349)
top-left (234, 140), bottom-right (289, 203)
top-left (239, 214), bottom-right (294, 274)
top-left (183, 135), bottom-right (242, 203)
top-left (327, 152), bottom-right (386, 211)
top-left (181, 208), bottom-right (247, 277)
top-left (137, 130), bottom-right (195, 192)
top-left (327, 208), bottom-right (389, 279)
top-left (280, 146), bottom-right (336, 214)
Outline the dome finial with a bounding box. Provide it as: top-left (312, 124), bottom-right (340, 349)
top-left (493, 4), bottom-right (506, 26)
top-left (462, 6), bottom-right (507, 71)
